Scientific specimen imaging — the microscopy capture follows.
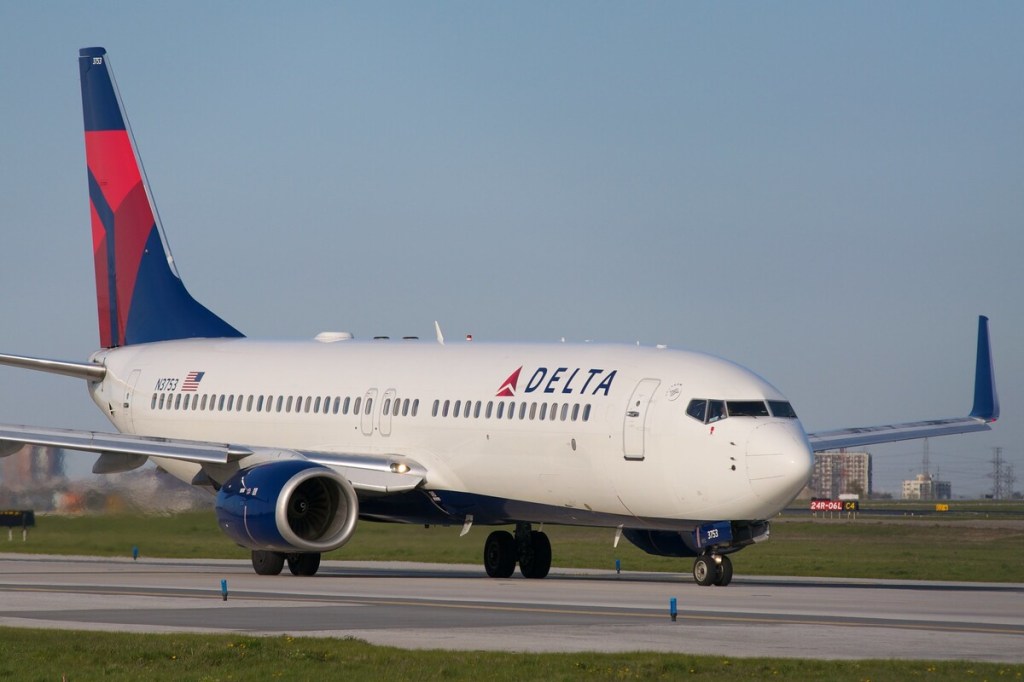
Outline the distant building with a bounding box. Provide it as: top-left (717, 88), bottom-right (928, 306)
top-left (0, 445), bottom-right (64, 489)
top-left (902, 473), bottom-right (952, 500)
top-left (812, 451), bottom-right (872, 498)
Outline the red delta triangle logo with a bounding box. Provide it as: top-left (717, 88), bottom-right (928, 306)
top-left (496, 366), bottom-right (522, 397)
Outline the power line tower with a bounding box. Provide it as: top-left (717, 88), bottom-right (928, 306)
top-left (989, 447), bottom-right (1006, 499)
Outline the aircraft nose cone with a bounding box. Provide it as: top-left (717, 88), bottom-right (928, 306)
top-left (746, 421), bottom-right (814, 513)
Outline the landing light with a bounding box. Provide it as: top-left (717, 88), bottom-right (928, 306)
top-left (390, 463), bottom-right (411, 474)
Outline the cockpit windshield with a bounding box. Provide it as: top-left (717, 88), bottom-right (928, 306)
top-left (685, 398), bottom-right (798, 424)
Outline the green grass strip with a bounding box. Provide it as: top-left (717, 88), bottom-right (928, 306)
top-left (0, 628), bottom-right (1021, 681)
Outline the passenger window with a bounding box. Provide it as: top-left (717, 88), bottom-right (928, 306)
top-left (549, 403), bottom-right (557, 421)
top-left (226, 395), bottom-right (234, 411)
top-left (343, 397), bottom-right (351, 415)
top-left (432, 400), bottom-right (439, 417)
top-left (519, 403), bottom-right (527, 420)
top-left (583, 404), bottom-right (591, 422)
top-left (486, 401), bottom-right (493, 418)
top-left (402, 399), bottom-right (409, 417)
top-left (158, 394), bottom-right (166, 409)
top-left (276, 396), bottom-right (284, 412)
top-left (496, 402), bottom-right (504, 419)
top-left (393, 399), bottom-right (400, 417)
top-left (333, 397), bottom-right (341, 414)
top-left (383, 398), bottom-right (391, 416)
top-left (315, 397), bottom-right (323, 413)
top-left (454, 400), bottom-right (461, 417)
top-left (365, 398), bottom-right (372, 415)
top-left (465, 400), bottom-right (472, 418)
top-left (412, 399), bottom-right (419, 416)
top-left (353, 397), bottom-right (361, 414)
top-left (571, 404), bottom-right (580, 421)
top-left (560, 403), bottom-right (569, 421)
top-left (201, 394), bottom-right (208, 410)
top-left (474, 401), bottom-right (481, 418)
top-left (442, 400), bottom-right (450, 417)
top-left (538, 403), bottom-right (547, 420)
top-left (151, 394), bottom-right (157, 410)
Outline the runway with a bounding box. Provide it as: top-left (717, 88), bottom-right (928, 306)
top-left (1, 554), bottom-right (1022, 662)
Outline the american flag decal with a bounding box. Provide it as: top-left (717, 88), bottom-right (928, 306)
top-left (182, 371), bottom-right (205, 392)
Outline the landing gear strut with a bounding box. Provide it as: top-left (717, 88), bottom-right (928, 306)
top-left (692, 554), bottom-right (732, 587)
top-left (482, 522), bottom-right (552, 579)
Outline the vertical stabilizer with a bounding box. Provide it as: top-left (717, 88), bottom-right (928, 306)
top-left (79, 47), bottom-right (243, 347)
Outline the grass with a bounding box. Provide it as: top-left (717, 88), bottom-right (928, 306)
top-left (3, 506), bottom-right (1023, 582)
top-left (0, 628), bottom-right (1021, 681)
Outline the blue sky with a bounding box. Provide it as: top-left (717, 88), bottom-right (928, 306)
top-left (1, 2), bottom-right (1021, 496)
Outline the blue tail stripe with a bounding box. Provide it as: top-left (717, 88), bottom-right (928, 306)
top-left (124, 229), bottom-right (244, 345)
top-left (79, 48), bottom-right (125, 132)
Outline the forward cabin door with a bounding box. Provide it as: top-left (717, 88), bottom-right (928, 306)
top-left (623, 378), bottom-right (660, 461)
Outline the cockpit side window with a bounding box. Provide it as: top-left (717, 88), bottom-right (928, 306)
top-left (685, 399), bottom-right (707, 422)
top-left (707, 400), bottom-right (726, 423)
top-left (768, 400), bottom-right (798, 418)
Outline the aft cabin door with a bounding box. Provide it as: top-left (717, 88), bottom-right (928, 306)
top-left (121, 369), bottom-right (141, 433)
top-left (623, 378), bottom-right (660, 460)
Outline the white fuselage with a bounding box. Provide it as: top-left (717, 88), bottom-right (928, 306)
top-left (88, 337), bottom-right (814, 529)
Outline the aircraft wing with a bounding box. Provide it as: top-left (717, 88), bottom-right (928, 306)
top-left (805, 316), bottom-right (999, 452)
top-left (0, 424), bottom-right (425, 493)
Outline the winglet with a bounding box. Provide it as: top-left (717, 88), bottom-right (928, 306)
top-left (969, 315), bottom-right (999, 421)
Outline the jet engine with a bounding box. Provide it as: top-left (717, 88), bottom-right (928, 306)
top-left (215, 459), bottom-right (358, 553)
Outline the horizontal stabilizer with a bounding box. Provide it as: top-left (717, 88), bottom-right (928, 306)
top-left (0, 353), bottom-right (105, 381)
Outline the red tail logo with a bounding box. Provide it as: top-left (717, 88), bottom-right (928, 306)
top-left (496, 366), bottom-right (522, 397)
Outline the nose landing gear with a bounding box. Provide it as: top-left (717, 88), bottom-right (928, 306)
top-left (693, 553), bottom-right (733, 586)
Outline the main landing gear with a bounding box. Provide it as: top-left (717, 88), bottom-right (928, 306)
top-left (251, 550), bottom-right (322, 576)
top-left (692, 553), bottom-right (733, 587)
top-left (483, 522), bottom-right (551, 579)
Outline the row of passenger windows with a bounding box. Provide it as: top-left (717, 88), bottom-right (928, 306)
top-left (431, 399), bottom-right (592, 423)
top-left (151, 392), bottom-right (421, 418)
top-left (149, 391), bottom-right (593, 424)
top-left (685, 398), bottom-right (797, 424)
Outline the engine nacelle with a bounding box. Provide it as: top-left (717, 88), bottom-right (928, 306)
top-left (215, 460), bottom-right (358, 553)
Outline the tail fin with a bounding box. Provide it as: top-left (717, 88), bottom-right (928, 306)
top-left (79, 47), bottom-right (243, 347)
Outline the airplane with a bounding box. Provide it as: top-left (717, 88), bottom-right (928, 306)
top-left (0, 47), bottom-right (999, 586)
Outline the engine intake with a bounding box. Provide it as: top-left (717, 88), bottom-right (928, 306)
top-left (215, 460), bottom-right (358, 553)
